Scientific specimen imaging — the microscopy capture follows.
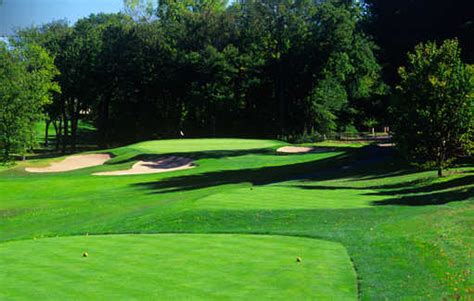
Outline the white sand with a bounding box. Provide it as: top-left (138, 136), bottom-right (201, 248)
top-left (93, 156), bottom-right (195, 176)
top-left (377, 143), bottom-right (395, 148)
top-left (25, 154), bottom-right (111, 173)
top-left (277, 146), bottom-right (328, 154)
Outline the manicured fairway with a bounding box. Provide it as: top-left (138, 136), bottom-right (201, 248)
top-left (131, 138), bottom-right (285, 153)
top-left (194, 184), bottom-right (378, 210)
top-left (0, 234), bottom-right (357, 300)
top-left (104, 138), bottom-right (288, 165)
top-left (1, 138), bottom-right (473, 299)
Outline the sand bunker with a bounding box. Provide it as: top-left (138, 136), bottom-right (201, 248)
top-left (26, 154), bottom-right (111, 173)
top-left (377, 143), bottom-right (395, 148)
top-left (93, 156), bottom-right (195, 176)
top-left (277, 146), bottom-right (330, 154)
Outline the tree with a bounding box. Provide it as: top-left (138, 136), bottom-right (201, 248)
top-left (392, 39), bottom-right (473, 176)
top-left (0, 41), bottom-right (59, 161)
top-left (15, 0), bottom-right (384, 146)
top-left (18, 15), bottom-right (133, 150)
top-left (16, 21), bottom-right (72, 151)
top-left (233, 0), bottom-right (384, 137)
top-left (124, 0), bottom-right (156, 21)
top-left (364, 0), bottom-right (474, 84)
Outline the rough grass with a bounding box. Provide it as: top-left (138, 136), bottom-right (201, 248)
top-left (0, 234), bottom-right (357, 300)
top-left (1, 138), bottom-right (473, 299)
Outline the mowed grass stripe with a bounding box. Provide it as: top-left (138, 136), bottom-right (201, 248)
top-left (0, 234), bottom-right (357, 300)
top-left (194, 185), bottom-right (380, 210)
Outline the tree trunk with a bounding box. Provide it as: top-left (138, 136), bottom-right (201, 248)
top-left (277, 59), bottom-right (285, 135)
top-left (70, 103), bottom-right (79, 152)
top-left (437, 140), bottom-right (447, 177)
top-left (437, 150), bottom-right (445, 177)
top-left (3, 141), bottom-right (9, 162)
top-left (211, 115), bottom-right (216, 137)
top-left (99, 97), bottom-right (110, 147)
top-left (53, 119), bottom-right (62, 151)
top-left (61, 110), bottom-right (68, 154)
top-left (44, 120), bottom-right (50, 147)
top-left (71, 118), bottom-right (77, 152)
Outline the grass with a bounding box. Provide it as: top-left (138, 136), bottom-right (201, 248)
top-left (29, 120), bottom-right (98, 158)
top-left (1, 138), bottom-right (473, 299)
top-left (0, 234), bottom-right (357, 300)
top-left (305, 140), bottom-right (372, 148)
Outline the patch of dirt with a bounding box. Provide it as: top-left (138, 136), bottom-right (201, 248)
top-left (277, 146), bottom-right (329, 154)
top-left (93, 156), bottom-right (195, 176)
top-left (25, 154), bottom-right (111, 173)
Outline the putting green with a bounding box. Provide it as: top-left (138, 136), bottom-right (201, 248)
top-left (0, 234), bottom-right (357, 300)
top-left (130, 138), bottom-right (285, 153)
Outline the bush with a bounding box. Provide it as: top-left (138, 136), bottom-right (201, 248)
top-left (279, 129), bottom-right (325, 144)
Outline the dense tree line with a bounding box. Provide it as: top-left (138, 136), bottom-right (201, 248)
top-left (354, 0), bottom-right (474, 124)
top-left (1, 0), bottom-right (472, 175)
top-left (16, 0), bottom-right (385, 149)
top-left (364, 0), bottom-right (473, 84)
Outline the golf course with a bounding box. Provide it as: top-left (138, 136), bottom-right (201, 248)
top-left (1, 0), bottom-right (473, 299)
top-left (1, 137), bottom-right (473, 299)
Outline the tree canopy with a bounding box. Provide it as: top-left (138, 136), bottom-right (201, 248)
top-left (0, 41), bottom-right (59, 161)
top-left (392, 39), bottom-right (473, 176)
top-left (16, 0), bottom-right (384, 149)
top-left (364, 0), bottom-right (474, 83)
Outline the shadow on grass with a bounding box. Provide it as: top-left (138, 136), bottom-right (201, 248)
top-left (368, 175), bottom-right (474, 196)
top-left (132, 153), bottom-right (351, 193)
top-left (295, 173), bottom-right (474, 206)
top-left (106, 144), bottom-right (363, 166)
top-left (107, 148), bottom-right (279, 165)
top-left (132, 146), bottom-right (410, 192)
top-left (131, 144), bottom-right (472, 206)
top-left (372, 186), bottom-right (474, 206)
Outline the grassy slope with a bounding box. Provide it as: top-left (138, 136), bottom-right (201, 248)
top-left (0, 234), bottom-right (356, 300)
top-left (1, 138), bottom-right (473, 299)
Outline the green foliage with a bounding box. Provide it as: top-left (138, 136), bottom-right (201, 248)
top-left (341, 124), bottom-right (359, 134)
top-left (305, 75), bottom-right (347, 135)
top-left (393, 39), bottom-right (473, 176)
top-left (365, 0), bottom-right (474, 84)
top-left (279, 129), bottom-right (325, 144)
top-left (124, 0), bottom-right (157, 21)
top-left (17, 0), bottom-right (383, 147)
top-left (0, 41), bottom-right (59, 161)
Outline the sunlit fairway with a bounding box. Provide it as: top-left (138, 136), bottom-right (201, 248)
top-left (1, 138), bottom-right (473, 299)
top-left (194, 184), bottom-right (378, 210)
top-left (0, 234), bottom-right (357, 300)
top-left (131, 138), bottom-right (286, 153)
top-left (1, 1), bottom-right (471, 299)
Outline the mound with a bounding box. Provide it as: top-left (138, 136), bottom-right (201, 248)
top-left (25, 154), bottom-right (111, 173)
top-left (0, 234), bottom-right (357, 300)
top-left (277, 146), bottom-right (330, 153)
top-left (93, 156), bottom-right (194, 176)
